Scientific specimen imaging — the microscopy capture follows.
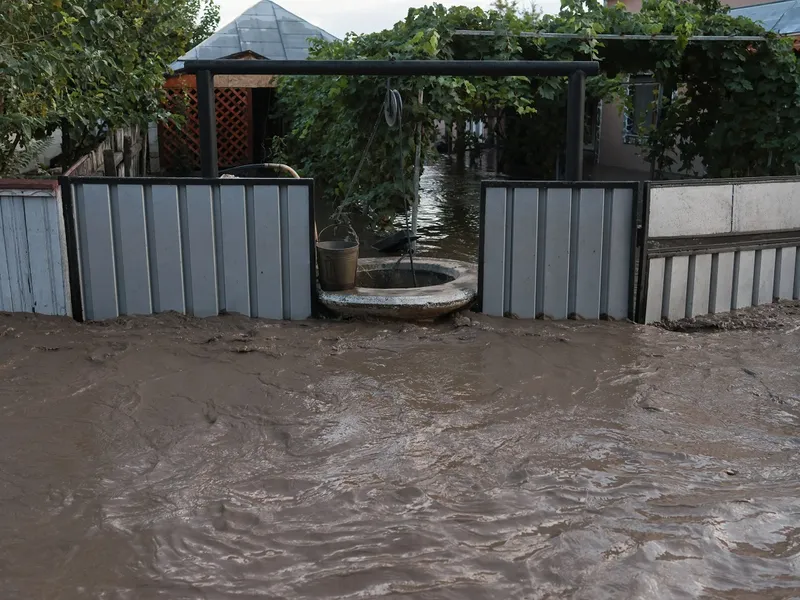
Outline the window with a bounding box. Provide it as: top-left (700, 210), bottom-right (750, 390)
top-left (623, 75), bottom-right (661, 145)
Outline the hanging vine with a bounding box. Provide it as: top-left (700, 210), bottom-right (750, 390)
top-left (275, 0), bottom-right (800, 224)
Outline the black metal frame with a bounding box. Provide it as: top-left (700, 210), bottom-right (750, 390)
top-left (633, 181), bottom-right (652, 323)
top-left (58, 177), bottom-right (84, 321)
top-left (633, 175), bottom-right (800, 323)
top-left (182, 59), bottom-right (601, 76)
top-left (477, 180), bottom-right (643, 320)
top-left (647, 174), bottom-right (800, 187)
top-left (565, 71), bottom-right (586, 181)
top-left (57, 175), bottom-right (318, 321)
top-left (60, 176), bottom-right (315, 186)
top-left (181, 59), bottom-right (600, 179)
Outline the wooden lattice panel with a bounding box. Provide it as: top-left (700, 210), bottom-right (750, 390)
top-left (158, 81), bottom-right (252, 173)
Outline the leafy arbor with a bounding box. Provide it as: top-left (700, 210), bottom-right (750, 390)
top-left (0, 0), bottom-right (219, 175)
top-left (276, 0), bottom-right (800, 225)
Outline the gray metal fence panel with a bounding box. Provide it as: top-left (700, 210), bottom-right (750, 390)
top-left (0, 187), bottom-right (70, 315)
top-left (480, 182), bottom-right (637, 320)
top-left (71, 178), bottom-right (314, 321)
top-left (147, 185), bottom-right (185, 313)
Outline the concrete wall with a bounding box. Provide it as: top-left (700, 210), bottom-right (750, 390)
top-left (481, 182), bottom-right (636, 320)
top-left (70, 178), bottom-right (314, 321)
top-left (648, 180), bottom-right (800, 238)
top-left (0, 181), bottom-right (70, 316)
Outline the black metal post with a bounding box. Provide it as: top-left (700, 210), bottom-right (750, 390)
top-left (58, 177), bottom-right (84, 322)
top-left (565, 70), bottom-right (586, 181)
top-left (197, 70), bottom-right (218, 178)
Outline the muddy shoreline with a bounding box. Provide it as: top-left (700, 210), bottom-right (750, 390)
top-left (1, 307), bottom-right (800, 598)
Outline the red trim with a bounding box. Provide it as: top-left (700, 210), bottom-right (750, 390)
top-left (0, 178), bottom-right (59, 191)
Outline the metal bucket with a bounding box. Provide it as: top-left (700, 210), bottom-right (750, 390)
top-left (316, 225), bottom-right (359, 291)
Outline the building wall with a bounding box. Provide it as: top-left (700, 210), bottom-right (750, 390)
top-left (597, 103), bottom-right (652, 179)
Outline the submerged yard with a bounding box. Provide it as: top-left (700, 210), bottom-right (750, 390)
top-left (1, 304), bottom-right (799, 598)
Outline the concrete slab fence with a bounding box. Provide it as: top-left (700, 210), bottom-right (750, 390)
top-left (639, 178), bottom-right (800, 323)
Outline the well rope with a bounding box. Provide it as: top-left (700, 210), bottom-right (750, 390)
top-left (333, 80), bottom-right (418, 286)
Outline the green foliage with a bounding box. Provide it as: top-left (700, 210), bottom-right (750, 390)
top-left (277, 0), bottom-right (800, 224)
top-left (0, 139), bottom-right (50, 178)
top-left (0, 0), bottom-right (208, 173)
top-left (190, 0), bottom-right (221, 49)
top-left (277, 2), bottom-right (539, 224)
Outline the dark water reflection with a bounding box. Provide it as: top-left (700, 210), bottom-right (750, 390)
top-left (400, 158), bottom-right (489, 262)
top-left (315, 159), bottom-right (490, 262)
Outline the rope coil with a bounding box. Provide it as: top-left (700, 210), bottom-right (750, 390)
top-left (384, 88), bottom-right (403, 127)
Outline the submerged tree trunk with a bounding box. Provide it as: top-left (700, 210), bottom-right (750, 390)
top-left (60, 121), bottom-right (73, 171)
top-left (455, 118), bottom-right (466, 166)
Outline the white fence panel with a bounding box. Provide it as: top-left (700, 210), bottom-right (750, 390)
top-left (0, 184), bottom-right (70, 316)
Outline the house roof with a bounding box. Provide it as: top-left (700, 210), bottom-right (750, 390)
top-left (730, 0), bottom-right (800, 36)
top-left (170, 0), bottom-right (338, 71)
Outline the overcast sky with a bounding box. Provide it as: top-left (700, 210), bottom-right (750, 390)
top-left (218, 0), bottom-right (561, 38)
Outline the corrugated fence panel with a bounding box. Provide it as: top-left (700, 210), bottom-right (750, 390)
top-left (605, 187), bottom-right (635, 319)
top-left (182, 184), bottom-right (218, 318)
top-left (147, 185), bottom-right (185, 313)
top-left (0, 188), bottom-right (70, 316)
top-left (775, 247), bottom-right (797, 301)
top-left (249, 185), bottom-right (284, 319)
top-left (710, 252), bottom-right (735, 314)
top-left (113, 184), bottom-right (152, 315)
top-left (509, 188), bottom-right (538, 319)
top-left (573, 188), bottom-right (604, 319)
top-left (481, 187), bottom-right (508, 317)
top-left (71, 179), bottom-right (313, 321)
top-left (480, 183), bottom-right (637, 320)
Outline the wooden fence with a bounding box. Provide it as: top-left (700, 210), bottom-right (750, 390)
top-left (64, 126), bottom-right (147, 178)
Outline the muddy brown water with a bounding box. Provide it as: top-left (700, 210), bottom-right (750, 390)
top-left (2, 305), bottom-right (800, 599)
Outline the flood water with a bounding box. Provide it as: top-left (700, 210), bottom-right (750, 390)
top-left (404, 158), bottom-right (487, 262)
top-left (316, 158), bottom-right (488, 262)
top-left (3, 160), bottom-right (800, 598)
top-left (2, 305), bottom-right (800, 598)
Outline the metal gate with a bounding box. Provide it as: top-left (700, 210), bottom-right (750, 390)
top-left (479, 181), bottom-right (639, 320)
top-left (63, 177), bottom-right (315, 321)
